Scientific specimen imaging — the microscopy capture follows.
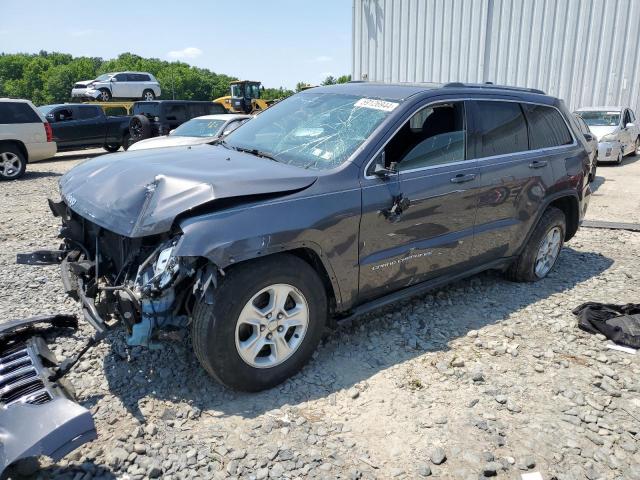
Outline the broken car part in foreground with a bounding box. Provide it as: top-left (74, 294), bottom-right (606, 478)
top-left (0, 315), bottom-right (97, 477)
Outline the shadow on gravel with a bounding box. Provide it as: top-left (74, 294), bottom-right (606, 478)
top-left (16, 171), bottom-right (63, 180)
top-left (590, 175), bottom-right (605, 193)
top-left (95, 246), bottom-right (613, 423)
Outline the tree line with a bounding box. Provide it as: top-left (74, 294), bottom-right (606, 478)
top-left (0, 51), bottom-right (351, 105)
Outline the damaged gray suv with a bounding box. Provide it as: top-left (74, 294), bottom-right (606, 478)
top-left (5, 83), bottom-right (592, 471)
top-left (25, 83), bottom-right (592, 392)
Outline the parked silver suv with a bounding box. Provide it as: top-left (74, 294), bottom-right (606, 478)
top-left (575, 106), bottom-right (640, 164)
top-left (71, 72), bottom-right (161, 102)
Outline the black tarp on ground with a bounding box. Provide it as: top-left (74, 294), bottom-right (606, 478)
top-left (573, 302), bottom-right (640, 349)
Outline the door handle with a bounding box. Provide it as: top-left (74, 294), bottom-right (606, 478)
top-left (450, 173), bottom-right (476, 183)
top-left (529, 160), bottom-right (548, 169)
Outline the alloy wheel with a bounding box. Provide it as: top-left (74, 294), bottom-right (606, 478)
top-left (144, 91), bottom-right (154, 101)
top-left (235, 283), bottom-right (309, 368)
top-left (534, 226), bottom-right (562, 278)
top-left (0, 152), bottom-right (23, 179)
top-left (100, 90), bottom-right (110, 101)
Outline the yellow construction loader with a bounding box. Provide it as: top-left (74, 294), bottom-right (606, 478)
top-left (214, 80), bottom-right (271, 114)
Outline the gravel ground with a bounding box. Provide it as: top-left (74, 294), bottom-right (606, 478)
top-left (587, 154), bottom-right (640, 224)
top-left (2, 154), bottom-right (640, 480)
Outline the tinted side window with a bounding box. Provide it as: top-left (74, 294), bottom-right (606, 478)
top-left (523, 104), bottom-right (573, 149)
top-left (131, 73), bottom-right (150, 82)
top-left (208, 103), bottom-right (227, 114)
top-left (77, 106), bottom-right (101, 120)
top-left (468, 101), bottom-right (528, 158)
top-left (0, 102), bottom-right (41, 124)
top-left (165, 105), bottom-right (187, 122)
top-left (385, 101), bottom-right (467, 171)
top-left (624, 109), bottom-right (632, 125)
top-left (630, 110), bottom-right (636, 122)
top-left (114, 73), bottom-right (128, 81)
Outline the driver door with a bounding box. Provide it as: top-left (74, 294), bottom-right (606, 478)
top-left (358, 100), bottom-right (481, 301)
top-left (109, 73), bottom-right (129, 98)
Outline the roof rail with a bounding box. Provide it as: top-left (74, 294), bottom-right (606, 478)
top-left (443, 82), bottom-right (546, 95)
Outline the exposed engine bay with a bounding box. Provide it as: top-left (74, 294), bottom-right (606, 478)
top-left (47, 198), bottom-right (217, 348)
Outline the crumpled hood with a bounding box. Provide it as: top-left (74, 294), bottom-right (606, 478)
top-left (74, 80), bottom-right (93, 87)
top-left (128, 135), bottom-right (215, 151)
top-left (59, 145), bottom-right (318, 237)
top-left (590, 125), bottom-right (617, 141)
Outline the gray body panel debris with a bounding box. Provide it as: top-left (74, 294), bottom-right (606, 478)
top-left (581, 220), bottom-right (640, 232)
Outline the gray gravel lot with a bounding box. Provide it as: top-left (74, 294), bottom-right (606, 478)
top-left (1, 153), bottom-right (640, 479)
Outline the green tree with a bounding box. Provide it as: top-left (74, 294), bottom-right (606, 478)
top-left (321, 75), bottom-right (337, 85)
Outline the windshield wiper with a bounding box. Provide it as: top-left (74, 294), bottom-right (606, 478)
top-left (230, 145), bottom-right (279, 162)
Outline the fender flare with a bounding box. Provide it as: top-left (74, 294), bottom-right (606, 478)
top-left (177, 236), bottom-right (345, 310)
top-left (518, 189), bottom-right (581, 254)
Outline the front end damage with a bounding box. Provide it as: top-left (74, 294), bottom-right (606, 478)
top-left (47, 198), bottom-right (212, 348)
top-left (9, 201), bottom-right (215, 474)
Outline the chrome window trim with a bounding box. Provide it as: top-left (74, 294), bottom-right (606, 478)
top-left (363, 97), bottom-right (577, 180)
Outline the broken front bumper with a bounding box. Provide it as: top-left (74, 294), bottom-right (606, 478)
top-left (0, 315), bottom-right (97, 477)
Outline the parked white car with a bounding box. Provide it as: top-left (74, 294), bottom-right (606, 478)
top-left (0, 98), bottom-right (56, 180)
top-left (575, 106), bottom-right (640, 164)
top-left (127, 114), bottom-right (251, 151)
top-left (71, 72), bottom-right (161, 102)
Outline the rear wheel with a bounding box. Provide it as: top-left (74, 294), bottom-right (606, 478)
top-left (142, 89), bottom-right (155, 101)
top-left (506, 207), bottom-right (566, 282)
top-left (191, 254), bottom-right (327, 391)
top-left (98, 88), bottom-right (112, 101)
top-left (129, 115), bottom-right (152, 141)
top-left (0, 145), bottom-right (26, 180)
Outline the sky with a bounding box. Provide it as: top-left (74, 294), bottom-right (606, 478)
top-left (0, 0), bottom-right (352, 89)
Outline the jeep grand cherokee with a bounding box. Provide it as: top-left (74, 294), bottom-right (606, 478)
top-left (47, 82), bottom-right (591, 392)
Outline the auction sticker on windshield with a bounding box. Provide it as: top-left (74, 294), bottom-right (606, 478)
top-left (355, 98), bottom-right (399, 112)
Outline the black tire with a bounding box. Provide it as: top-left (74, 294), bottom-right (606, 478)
top-left (129, 115), bottom-right (152, 141)
top-left (616, 150), bottom-right (623, 165)
top-left (632, 137), bottom-right (639, 156)
top-left (191, 254), bottom-right (327, 391)
top-left (103, 143), bottom-right (121, 153)
top-left (98, 88), bottom-right (112, 101)
top-left (0, 144), bottom-right (26, 180)
top-left (122, 133), bottom-right (131, 151)
top-left (506, 206), bottom-right (566, 282)
top-left (142, 89), bottom-right (155, 101)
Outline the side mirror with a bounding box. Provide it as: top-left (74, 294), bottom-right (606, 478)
top-left (584, 133), bottom-right (594, 142)
top-left (168, 129), bottom-right (175, 135)
top-left (626, 122), bottom-right (635, 129)
top-left (110, 77), bottom-right (116, 82)
top-left (372, 151), bottom-right (397, 178)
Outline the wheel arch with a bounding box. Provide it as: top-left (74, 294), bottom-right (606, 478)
top-left (0, 140), bottom-right (28, 162)
top-left (548, 194), bottom-right (580, 241)
top-left (214, 245), bottom-right (342, 316)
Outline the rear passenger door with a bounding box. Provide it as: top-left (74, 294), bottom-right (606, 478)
top-left (470, 100), bottom-right (571, 263)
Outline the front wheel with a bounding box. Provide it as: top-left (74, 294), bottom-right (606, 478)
top-left (98, 88), bottom-right (112, 101)
top-left (191, 254), bottom-right (327, 391)
top-left (103, 143), bottom-right (121, 153)
top-left (506, 207), bottom-right (566, 282)
top-left (632, 137), bottom-right (639, 156)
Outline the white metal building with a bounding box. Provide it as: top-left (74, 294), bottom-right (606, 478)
top-left (352, 0), bottom-right (640, 113)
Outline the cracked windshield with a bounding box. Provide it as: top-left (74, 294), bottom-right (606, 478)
top-left (224, 93), bottom-right (399, 169)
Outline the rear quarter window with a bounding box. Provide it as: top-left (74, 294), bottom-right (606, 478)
top-left (0, 102), bottom-right (41, 124)
top-left (468, 100), bottom-right (529, 158)
top-left (524, 104), bottom-right (573, 149)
